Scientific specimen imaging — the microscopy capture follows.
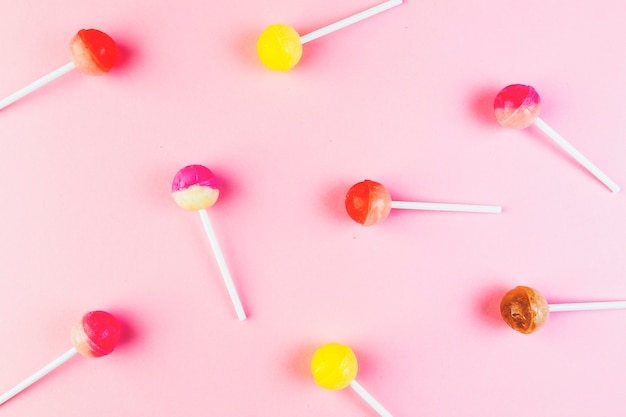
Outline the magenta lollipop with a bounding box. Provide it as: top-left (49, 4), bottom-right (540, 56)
top-left (494, 84), bottom-right (620, 192)
top-left (171, 164), bottom-right (246, 320)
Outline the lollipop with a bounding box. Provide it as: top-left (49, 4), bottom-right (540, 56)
top-left (494, 84), bottom-right (620, 192)
top-left (311, 343), bottom-right (394, 417)
top-left (500, 285), bottom-right (626, 334)
top-left (257, 0), bottom-right (402, 71)
top-left (0, 311), bottom-right (120, 405)
top-left (0, 29), bottom-right (118, 110)
top-left (172, 164), bottom-right (246, 320)
top-left (345, 180), bottom-right (502, 226)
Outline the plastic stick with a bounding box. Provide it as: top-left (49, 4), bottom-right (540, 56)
top-left (198, 209), bottom-right (246, 320)
top-left (390, 201), bottom-right (502, 213)
top-left (350, 380), bottom-right (393, 417)
top-left (300, 0), bottom-right (402, 44)
top-left (549, 301), bottom-right (626, 312)
top-left (534, 117), bottom-right (620, 193)
top-left (0, 62), bottom-right (76, 110)
top-left (0, 347), bottom-right (78, 405)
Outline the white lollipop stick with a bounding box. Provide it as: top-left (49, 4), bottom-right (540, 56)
top-left (391, 200), bottom-right (502, 214)
top-left (0, 62), bottom-right (76, 110)
top-left (300, 0), bottom-right (402, 44)
top-left (350, 380), bottom-right (393, 417)
top-left (0, 347), bottom-right (78, 405)
top-left (198, 209), bottom-right (246, 321)
top-left (534, 117), bottom-right (620, 193)
top-left (549, 300), bottom-right (626, 312)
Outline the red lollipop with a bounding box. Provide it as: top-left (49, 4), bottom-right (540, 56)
top-left (0, 311), bottom-right (120, 405)
top-left (0, 29), bottom-right (118, 110)
top-left (345, 180), bottom-right (501, 226)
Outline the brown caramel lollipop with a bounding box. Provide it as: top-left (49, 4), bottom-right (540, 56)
top-left (500, 286), bottom-right (550, 334)
top-left (500, 285), bottom-right (626, 334)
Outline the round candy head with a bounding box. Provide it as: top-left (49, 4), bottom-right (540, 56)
top-left (493, 84), bottom-right (541, 129)
top-left (71, 311), bottom-right (121, 357)
top-left (500, 286), bottom-right (550, 334)
top-left (345, 180), bottom-right (392, 226)
top-left (311, 343), bottom-right (358, 390)
top-left (69, 29), bottom-right (118, 75)
top-left (257, 24), bottom-right (303, 71)
top-left (171, 165), bottom-right (220, 211)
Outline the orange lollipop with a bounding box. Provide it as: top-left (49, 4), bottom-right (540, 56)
top-left (500, 285), bottom-right (626, 334)
top-left (0, 29), bottom-right (118, 110)
top-left (345, 180), bottom-right (502, 226)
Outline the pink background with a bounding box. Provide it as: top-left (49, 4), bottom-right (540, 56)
top-left (1, 0), bottom-right (626, 415)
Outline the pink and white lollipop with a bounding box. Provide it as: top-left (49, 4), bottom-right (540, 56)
top-left (172, 164), bottom-right (246, 320)
top-left (0, 29), bottom-right (118, 110)
top-left (0, 311), bottom-right (121, 405)
top-left (494, 84), bottom-right (620, 192)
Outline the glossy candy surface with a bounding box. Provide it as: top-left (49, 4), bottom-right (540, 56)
top-left (257, 24), bottom-right (303, 71)
top-left (311, 343), bottom-right (358, 390)
top-left (500, 286), bottom-right (550, 334)
top-left (69, 29), bottom-right (118, 75)
top-left (71, 311), bottom-right (121, 357)
top-left (171, 165), bottom-right (220, 210)
top-left (345, 180), bottom-right (392, 226)
top-left (494, 84), bottom-right (541, 129)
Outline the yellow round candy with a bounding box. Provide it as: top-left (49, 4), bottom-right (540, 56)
top-left (256, 24), bottom-right (302, 71)
top-left (311, 343), bottom-right (358, 390)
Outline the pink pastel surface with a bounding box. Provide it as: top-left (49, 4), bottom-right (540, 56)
top-left (1, 0), bottom-right (625, 416)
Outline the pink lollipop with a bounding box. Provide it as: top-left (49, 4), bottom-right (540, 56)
top-left (494, 84), bottom-right (620, 192)
top-left (0, 29), bottom-right (118, 110)
top-left (172, 165), bottom-right (246, 320)
top-left (345, 180), bottom-right (501, 226)
top-left (0, 311), bottom-right (120, 405)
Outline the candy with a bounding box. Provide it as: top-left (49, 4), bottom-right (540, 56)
top-left (345, 180), bottom-right (392, 226)
top-left (257, 0), bottom-right (402, 71)
top-left (0, 311), bottom-right (120, 405)
top-left (493, 84), bottom-right (620, 192)
top-left (71, 311), bottom-right (122, 358)
top-left (171, 165), bottom-right (220, 211)
top-left (500, 286), bottom-right (626, 334)
top-left (69, 29), bottom-right (118, 75)
top-left (311, 343), bottom-right (358, 389)
top-left (257, 24), bottom-right (303, 71)
top-left (0, 29), bottom-right (118, 110)
top-left (494, 84), bottom-right (541, 129)
top-left (499, 286), bottom-right (549, 334)
top-left (345, 180), bottom-right (502, 226)
top-left (311, 343), bottom-right (393, 417)
top-left (172, 165), bottom-right (246, 320)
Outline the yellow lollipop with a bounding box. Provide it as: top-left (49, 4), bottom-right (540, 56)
top-left (257, 24), bottom-right (303, 71)
top-left (257, 0), bottom-right (402, 71)
top-left (311, 343), bottom-right (394, 417)
top-left (311, 343), bottom-right (358, 389)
